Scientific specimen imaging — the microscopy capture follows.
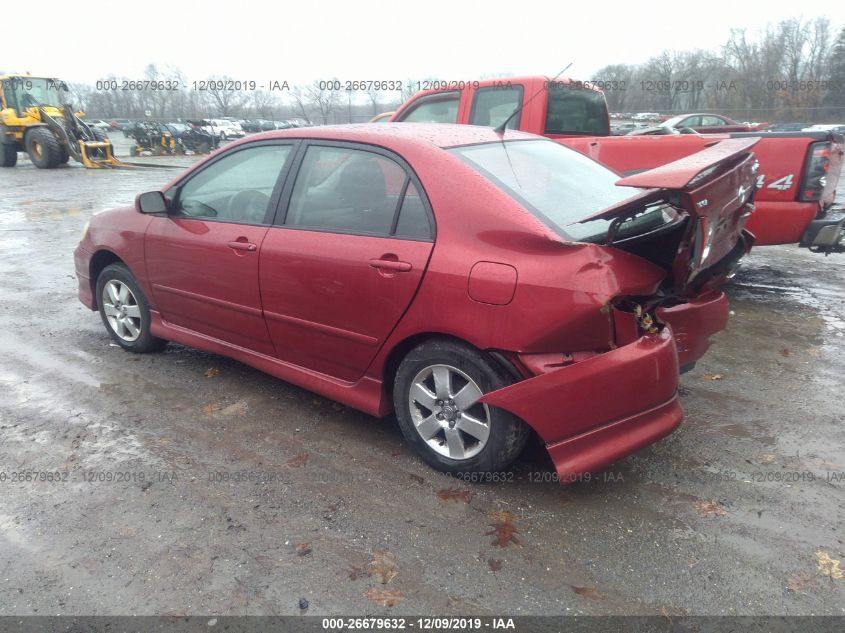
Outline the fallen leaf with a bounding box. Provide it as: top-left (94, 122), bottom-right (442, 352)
top-left (436, 488), bottom-right (473, 503)
top-left (758, 454), bottom-right (777, 465)
top-left (363, 588), bottom-right (405, 607)
top-left (368, 550), bottom-right (398, 584)
top-left (571, 585), bottom-right (605, 600)
top-left (486, 511), bottom-right (521, 548)
top-left (786, 571), bottom-right (815, 592)
top-left (780, 349), bottom-right (792, 357)
top-left (286, 453), bottom-right (309, 468)
top-left (704, 373), bottom-right (722, 381)
top-left (807, 347), bottom-right (822, 357)
top-left (204, 368), bottom-right (220, 378)
top-left (202, 402), bottom-right (222, 415)
top-left (295, 542), bottom-right (312, 557)
top-left (693, 500), bottom-right (727, 517)
top-left (408, 474), bottom-right (425, 484)
top-left (220, 400), bottom-right (248, 416)
top-left (488, 558), bottom-right (502, 573)
top-left (815, 550), bottom-right (844, 580)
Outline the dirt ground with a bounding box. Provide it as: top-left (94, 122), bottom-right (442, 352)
top-left (0, 147), bottom-right (843, 618)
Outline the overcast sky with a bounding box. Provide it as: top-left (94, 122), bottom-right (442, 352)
top-left (4, 0), bottom-right (843, 85)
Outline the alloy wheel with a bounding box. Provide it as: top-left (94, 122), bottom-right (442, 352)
top-left (408, 364), bottom-right (490, 460)
top-left (101, 280), bottom-right (142, 342)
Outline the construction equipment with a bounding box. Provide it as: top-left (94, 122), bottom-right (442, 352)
top-left (0, 75), bottom-right (122, 168)
top-left (127, 121), bottom-right (179, 157)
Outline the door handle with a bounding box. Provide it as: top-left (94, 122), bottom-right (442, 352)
top-left (227, 240), bottom-right (257, 252)
top-left (368, 257), bottom-right (412, 272)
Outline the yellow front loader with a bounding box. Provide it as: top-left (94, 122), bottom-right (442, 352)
top-left (0, 75), bottom-right (123, 168)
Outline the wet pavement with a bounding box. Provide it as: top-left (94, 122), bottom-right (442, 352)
top-left (0, 153), bottom-right (843, 617)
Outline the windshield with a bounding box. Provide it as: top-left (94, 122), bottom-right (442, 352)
top-left (2, 77), bottom-right (68, 111)
top-left (449, 139), bottom-right (667, 241)
top-left (545, 85), bottom-right (610, 136)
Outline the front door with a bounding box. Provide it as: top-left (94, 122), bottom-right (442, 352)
top-left (144, 142), bottom-right (295, 355)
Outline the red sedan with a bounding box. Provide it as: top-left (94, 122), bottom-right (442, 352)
top-left (74, 124), bottom-right (758, 481)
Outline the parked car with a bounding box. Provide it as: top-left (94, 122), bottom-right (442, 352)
top-left (240, 120), bottom-right (264, 133)
top-left (74, 124), bottom-right (758, 480)
top-left (660, 113), bottom-right (767, 133)
top-left (803, 123), bottom-right (845, 134)
top-left (610, 122), bottom-right (647, 135)
top-left (109, 119), bottom-right (132, 131)
top-left (206, 119), bottom-right (245, 140)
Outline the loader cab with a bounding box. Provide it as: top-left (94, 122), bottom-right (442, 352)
top-left (0, 76), bottom-right (68, 118)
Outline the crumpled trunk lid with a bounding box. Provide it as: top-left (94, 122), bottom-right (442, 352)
top-left (579, 137), bottom-right (760, 296)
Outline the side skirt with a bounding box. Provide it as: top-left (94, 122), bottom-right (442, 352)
top-left (150, 311), bottom-right (391, 417)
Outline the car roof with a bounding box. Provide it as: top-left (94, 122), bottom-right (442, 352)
top-left (236, 123), bottom-right (541, 149)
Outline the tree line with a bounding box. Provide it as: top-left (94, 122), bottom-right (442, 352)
top-left (591, 18), bottom-right (845, 122)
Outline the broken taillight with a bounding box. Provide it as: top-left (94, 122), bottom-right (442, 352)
top-left (799, 142), bottom-right (830, 202)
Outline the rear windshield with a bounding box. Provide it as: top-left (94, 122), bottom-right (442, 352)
top-left (545, 85), bottom-right (610, 136)
top-left (449, 139), bottom-right (648, 241)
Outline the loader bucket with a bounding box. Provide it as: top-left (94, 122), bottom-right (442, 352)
top-left (78, 139), bottom-right (126, 168)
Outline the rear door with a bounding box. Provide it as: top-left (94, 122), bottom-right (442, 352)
top-left (144, 141), bottom-right (296, 354)
top-left (259, 142), bottom-right (435, 382)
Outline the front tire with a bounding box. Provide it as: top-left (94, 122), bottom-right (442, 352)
top-left (393, 339), bottom-right (529, 475)
top-left (25, 128), bottom-right (62, 168)
top-left (96, 263), bottom-right (166, 353)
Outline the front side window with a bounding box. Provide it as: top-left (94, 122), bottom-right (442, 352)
top-left (469, 86), bottom-right (523, 129)
top-left (397, 92), bottom-right (460, 123)
top-left (285, 145), bottom-right (432, 239)
top-left (544, 85), bottom-right (610, 135)
top-left (174, 144), bottom-right (291, 224)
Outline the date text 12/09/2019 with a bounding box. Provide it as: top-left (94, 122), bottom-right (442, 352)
top-left (322, 618), bottom-right (517, 630)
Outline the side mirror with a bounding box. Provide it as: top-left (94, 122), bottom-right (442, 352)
top-left (136, 191), bottom-right (168, 214)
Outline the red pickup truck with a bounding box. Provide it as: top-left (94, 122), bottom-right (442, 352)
top-left (390, 76), bottom-right (845, 253)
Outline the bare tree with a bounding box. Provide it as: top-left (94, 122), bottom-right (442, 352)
top-left (203, 75), bottom-right (246, 117)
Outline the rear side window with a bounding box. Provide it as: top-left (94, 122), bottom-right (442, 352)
top-left (394, 182), bottom-right (433, 239)
top-left (544, 85), bottom-right (610, 136)
top-left (285, 146), bottom-right (432, 239)
top-left (469, 86), bottom-right (523, 129)
top-left (397, 92), bottom-right (460, 123)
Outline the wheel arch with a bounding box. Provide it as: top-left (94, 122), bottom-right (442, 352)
top-left (380, 332), bottom-right (523, 402)
top-left (89, 249), bottom-right (126, 306)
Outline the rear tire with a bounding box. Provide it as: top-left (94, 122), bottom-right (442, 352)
top-left (0, 144), bottom-right (17, 167)
top-left (393, 339), bottom-right (530, 475)
top-left (25, 128), bottom-right (62, 168)
top-left (96, 263), bottom-right (167, 353)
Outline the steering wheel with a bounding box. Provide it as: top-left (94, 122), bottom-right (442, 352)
top-left (678, 127), bottom-right (701, 135)
top-left (229, 189), bottom-right (270, 223)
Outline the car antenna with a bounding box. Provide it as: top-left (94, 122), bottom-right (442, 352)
top-left (494, 62), bottom-right (573, 135)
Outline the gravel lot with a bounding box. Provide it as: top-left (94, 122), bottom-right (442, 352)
top-left (0, 149), bottom-right (843, 617)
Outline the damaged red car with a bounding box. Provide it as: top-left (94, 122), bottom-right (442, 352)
top-left (74, 124), bottom-right (758, 480)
